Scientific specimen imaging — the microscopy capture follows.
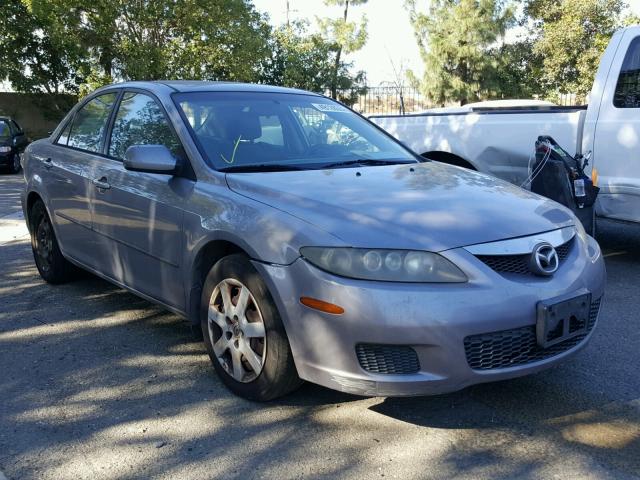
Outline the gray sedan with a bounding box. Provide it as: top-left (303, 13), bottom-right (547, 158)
top-left (21, 81), bottom-right (606, 400)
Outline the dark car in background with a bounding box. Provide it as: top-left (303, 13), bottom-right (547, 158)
top-left (0, 116), bottom-right (28, 173)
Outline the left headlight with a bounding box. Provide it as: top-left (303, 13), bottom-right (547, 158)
top-left (0, 146), bottom-right (11, 153)
top-left (300, 247), bottom-right (468, 283)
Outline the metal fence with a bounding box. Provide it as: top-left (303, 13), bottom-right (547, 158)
top-left (338, 86), bottom-right (430, 115)
top-left (336, 86), bottom-right (584, 115)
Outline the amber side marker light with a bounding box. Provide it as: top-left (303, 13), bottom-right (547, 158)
top-left (300, 297), bottom-right (345, 315)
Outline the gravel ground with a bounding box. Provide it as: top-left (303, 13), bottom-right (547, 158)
top-left (0, 172), bottom-right (638, 480)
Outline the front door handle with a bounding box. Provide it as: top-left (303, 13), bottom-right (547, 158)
top-left (92, 176), bottom-right (111, 190)
top-left (43, 157), bottom-right (52, 169)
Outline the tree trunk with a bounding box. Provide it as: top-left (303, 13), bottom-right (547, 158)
top-left (331, 1), bottom-right (350, 99)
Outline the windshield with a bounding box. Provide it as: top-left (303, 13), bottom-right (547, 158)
top-left (174, 92), bottom-right (416, 171)
top-left (0, 121), bottom-right (10, 142)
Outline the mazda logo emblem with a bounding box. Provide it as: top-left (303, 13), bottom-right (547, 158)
top-left (529, 243), bottom-right (559, 276)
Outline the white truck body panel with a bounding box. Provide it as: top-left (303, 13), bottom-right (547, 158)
top-left (583, 28), bottom-right (640, 223)
top-left (372, 109), bottom-right (585, 186)
top-left (372, 26), bottom-right (640, 224)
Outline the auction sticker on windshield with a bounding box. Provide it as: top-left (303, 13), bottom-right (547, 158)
top-left (312, 103), bottom-right (349, 113)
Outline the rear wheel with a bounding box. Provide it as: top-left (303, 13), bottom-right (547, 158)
top-left (8, 153), bottom-right (21, 174)
top-left (201, 254), bottom-right (302, 401)
top-left (29, 200), bottom-right (78, 283)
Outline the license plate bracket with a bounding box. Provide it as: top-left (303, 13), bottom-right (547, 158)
top-left (536, 290), bottom-right (591, 348)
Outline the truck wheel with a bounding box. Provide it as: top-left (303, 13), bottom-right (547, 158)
top-left (201, 253), bottom-right (302, 401)
top-left (29, 200), bottom-right (78, 284)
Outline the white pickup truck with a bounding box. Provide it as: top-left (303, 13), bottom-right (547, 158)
top-left (371, 26), bottom-right (640, 224)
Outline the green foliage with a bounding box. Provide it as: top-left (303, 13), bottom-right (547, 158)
top-left (318, 0), bottom-right (368, 55)
top-left (318, 0), bottom-right (369, 98)
top-left (526, 0), bottom-right (626, 100)
top-left (0, 0), bottom-right (87, 94)
top-left (406, 0), bottom-right (515, 105)
top-left (17, 0), bottom-right (272, 93)
top-left (488, 39), bottom-right (544, 99)
top-left (261, 22), bottom-right (337, 91)
top-left (261, 21), bottom-right (366, 101)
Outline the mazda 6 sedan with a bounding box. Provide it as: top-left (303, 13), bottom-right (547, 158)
top-left (21, 81), bottom-right (606, 400)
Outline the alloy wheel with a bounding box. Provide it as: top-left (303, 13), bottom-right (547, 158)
top-left (207, 278), bottom-right (267, 383)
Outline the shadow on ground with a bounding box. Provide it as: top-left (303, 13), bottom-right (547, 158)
top-left (0, 218), bottom-right (639, 479)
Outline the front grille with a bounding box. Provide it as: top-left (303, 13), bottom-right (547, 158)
top-left (464, 297), bottom-right (601, 370)
top-left (477, 237), bottom-right (574, 276)
top-left (356, 344), bottom-right (420, 374)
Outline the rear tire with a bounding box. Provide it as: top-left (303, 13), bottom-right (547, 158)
top-left (8, 153), bottom-right (21, 174)
top-left (29, 200), bottom-right (78, 284)
top-left (201, 253), bottom-right (302, 401)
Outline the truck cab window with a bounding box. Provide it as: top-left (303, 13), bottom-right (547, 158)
top-left (614, 37), bottom-right (640, 108)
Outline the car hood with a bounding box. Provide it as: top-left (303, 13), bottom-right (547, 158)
top-left (226, 162), bottom-right (575, 252)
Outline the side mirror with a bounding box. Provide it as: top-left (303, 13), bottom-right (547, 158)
top-left (123, 145), bottom-right (177, 175)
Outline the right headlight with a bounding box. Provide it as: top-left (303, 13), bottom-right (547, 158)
top-left (0, 146), bottom-right (11, 153)
top-left (300, 247), bottom-right (468, 283)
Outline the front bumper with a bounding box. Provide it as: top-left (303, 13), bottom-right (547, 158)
top-left (254, 234), bottom-right (606, 397)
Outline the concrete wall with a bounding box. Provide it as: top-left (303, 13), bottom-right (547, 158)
top-left (0, 93), bottom-right (77, 140)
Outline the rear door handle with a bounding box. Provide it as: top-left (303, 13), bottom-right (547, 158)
top-left (92, 176), bottom-right (111, 190)
top-left (43, 157), bottom-right (52, 169)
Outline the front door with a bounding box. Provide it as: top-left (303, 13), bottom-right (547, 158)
top-left (90, 91), bottom-right (191, 310)
top-left (592, 31), bottom-right (640, 223)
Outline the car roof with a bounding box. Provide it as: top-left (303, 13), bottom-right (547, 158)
top-left (98, 80), bottom-right (323, 96)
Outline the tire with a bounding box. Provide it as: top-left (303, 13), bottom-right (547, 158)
top-left (201, 253), bottom-right (302, 401)
top-left (29, 200), bottom-right (78, 284)
top-left (8, 153), bottom-right (21, 174)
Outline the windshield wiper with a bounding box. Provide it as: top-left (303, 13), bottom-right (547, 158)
top-left (321, 159), bottom-right (417, 169)
top-left (219, 163), bottom-right (304, 173)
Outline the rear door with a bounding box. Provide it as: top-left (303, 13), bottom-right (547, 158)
top-left (90, 90), bottom-right (189, 309)
top-left (592, 31), bottom-right (640, 222)
top-left (43, 92), bottom-right (118, 267)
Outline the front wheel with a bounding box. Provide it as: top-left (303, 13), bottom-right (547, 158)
top-left (201, 254), bottom-right (302, 401)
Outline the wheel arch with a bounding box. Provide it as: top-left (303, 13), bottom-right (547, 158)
top-left (25, 190), bottom-right (45, 232)
top-left (421, 151), bottom-right (477, 170)
top-left (187, 239), bottom-right (248, 325)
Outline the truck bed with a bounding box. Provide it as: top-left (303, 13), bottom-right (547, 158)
top-left (371, 106), bottom-right (588, 186)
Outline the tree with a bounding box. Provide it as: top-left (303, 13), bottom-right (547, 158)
top-left (22, 0), bottom-right (272, 92)
top-left (527, 0), bottom-right (625, 101)
top-left (488, 39), bottom-right (544, 99)
top-left (261, 20), bottom-right (366, 100)
top-left (262, 21), bottom-right (339, 92)
top-left (0, 0), bottom-right (87, 93)
top-left (318, 0), bottom-right (368, 98)
top-left (406, 0), bottom-right (514, 105)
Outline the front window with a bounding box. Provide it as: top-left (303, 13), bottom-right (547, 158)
top-left (174, 92), bottom-right (416, 171)
top-left (0, 121), bottom-right (10, 142)
top-left (108, 92), bottom-right (182, 160)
